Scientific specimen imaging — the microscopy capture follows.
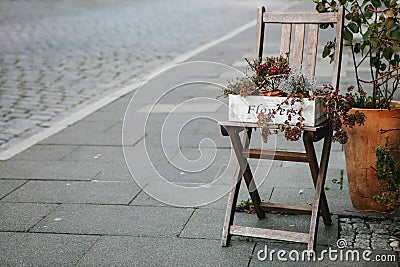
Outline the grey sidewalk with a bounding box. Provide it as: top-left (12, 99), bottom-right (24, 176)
top-left (0, 0), bottom-right (266, 157)
top-left (0, 1), bottom-right (399, 266)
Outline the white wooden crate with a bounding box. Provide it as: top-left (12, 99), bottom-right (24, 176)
top-left (228, 95), bottom-right (326, 126)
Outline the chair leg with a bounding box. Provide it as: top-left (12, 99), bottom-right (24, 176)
top-left (228, 127), bottom-right (265, 219)
top-left (221, 165), bottom-right (242, 246)
top-left (222, 126), bottom-right (257, 246)
top-left (305, 130), bottom-right (333, 251)
top-left (303, 131), bottom-right (332, 226)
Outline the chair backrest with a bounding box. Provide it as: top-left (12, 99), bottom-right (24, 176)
top-left (255, 6), bottom-right (344, 89)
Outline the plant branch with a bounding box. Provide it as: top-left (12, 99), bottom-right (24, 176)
top-left (355, 49), bottom-right (371, 69)
top-left (350, 42), bottom-right (362, 91)
top-left (366, 7), bottom-right (390, 13)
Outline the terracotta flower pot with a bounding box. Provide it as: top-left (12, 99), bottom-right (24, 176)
top-left (344, 101), bottom-right (400, 211)
top-left (258, 90), bottom-right (283, 96)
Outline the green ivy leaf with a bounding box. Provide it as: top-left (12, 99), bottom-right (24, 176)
top-left (316, 2), bottom-right (327, 12)
top-left (371, 0), bottom-right (382, 8)
top-left (322, 44), bottom-right (332, 58)
top-left (370, 37), bottom-right (380, 48)
top-left (390, 28), bottom-right (400, 41)
top-left (348, 22), bottom-right (359, 33)
top-left (360, 40), bottom-right (368, 51)
top-left (354, 43), bottom-right (361, 53)
top-left (383, 47), bottom-right (394, 60)
top-left (384, 18), bottom-right (395, 29)
top-left (364, 10), bottom-right (374, 19)
top-left (390, 24), bottom-right (399, 32)
top-left (395, 54), bottom-right (400, 64)
top-left (320, 23), bottom-right (329, 29)
top-left (391, 54), bottom-right (400, 66)
top-left (352, 13), bottom-right (362, 24)
top-left (361, 0), bottom-right (370, 8)
top-left (363, 29), bottom-right (373, 40)
top-left (345, 13), bottom-right (353, 20)
top-left (386, 9), bottom-right (395, 18)
top-left (371, 56), bottom-right (380, 68)
top-left (343, 27), bottom-right (353, 41)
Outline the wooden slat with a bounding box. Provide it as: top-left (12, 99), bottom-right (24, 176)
top-left (259, 202), bottom-right (312, 214)
top-left (218, 121), bottom-right (258, 128)
top-left (263, 12), bottom-right (339, 23)
top-left (292, 24), bottom-right (305, 71)
top-left (230, 225), bottom-right (309, 243)
top-left (305, 24), bottom-right (319, 79)
top-left (332, 6), bottom-right (344, 89)
top-left (255, 6), bottom-right (266, 59)
top-left (280, 24), bottom-right (292, 57)
top-left (242, 149), bottom-right (309, 162)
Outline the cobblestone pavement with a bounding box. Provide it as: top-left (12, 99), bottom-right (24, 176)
top-left (0, 0), bottom-right (267, 153)
top-left (340, 216), bottom-right (400, 251)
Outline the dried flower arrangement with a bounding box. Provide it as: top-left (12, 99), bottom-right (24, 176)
top-left (223, 56), bottom-right (366, 143)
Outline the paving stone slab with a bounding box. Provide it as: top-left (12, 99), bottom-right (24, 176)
top-left (135, 181), bottom-right (235, 208)
top-left (32, 204), bottom-right (193, 237)
top-left (269, 187), bottom-right (315, 206)
top-left (202, 182), bottom-right (272, 210)
top-left (62, 145), bottom-right (126, 162)
top-left (76, 236), bottom-right (254, 267)
top-left (0, 202), bottom-right (58, 231)
top-left (0, 179), bottom-right (27, 199)
top-left (145, 132), bottom-right (232, 149)
top-left (0, 232), bottom-right (98, 267)
top-left (129, 190), bottom-right (169, 207)
top-left (155, 163), bottom-right (228, 184)
top-left (9, 144), bottom-right (79, 161)
top-left (180, 208), bottom-right (227, 240)
top-left (1, 180), bottom-right (140, 205)
top-left (80, 110), bottom-right (124, 122)
top-left (0, 160), bottom-right (102, 180)
top-left (252, 166), bottom-right (313, 187)
top-left (92, 161), bottom-right (134, 181)
top-left (40, 121), bottom-right (143, 146)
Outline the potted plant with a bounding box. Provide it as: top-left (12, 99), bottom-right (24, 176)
top-left (224, 56), bottom-right (329, 128)
top-left (223, 55), bottom-right (291, 98)
top-left (223, 56), bottom-right (366, 143)
top-left (315, 0), bottom-right (400, 211)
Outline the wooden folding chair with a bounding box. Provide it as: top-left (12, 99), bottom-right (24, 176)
top-left (219, 6), bottom-right (344, 251)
